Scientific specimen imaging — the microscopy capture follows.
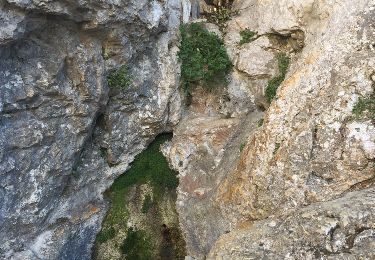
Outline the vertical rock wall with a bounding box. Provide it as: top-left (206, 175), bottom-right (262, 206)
top-left (165, 0), bottom-right (375, 258)
top-left (0, 0), bottom-right (193, 258)
top-left (1, 0), bottom-right (374, 259)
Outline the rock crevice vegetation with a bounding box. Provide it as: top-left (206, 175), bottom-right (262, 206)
top-left (94, 134), bottom-right (186, 260)
top-left (353, 93), bottom-right (375, 121)
top-left (265, 52), bottom-right (290, 102)
top-left (178, 23), bottom-right (232, 93)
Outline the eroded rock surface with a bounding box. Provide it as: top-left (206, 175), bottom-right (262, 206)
top-left (1, 0), bottom-right (375, 259)
top-left (166, 0), bottom-right (375, 258)
top-left (216, 0), bottom-right (375, 226)
top-left (0, 0), bottom-right (187, 259)
top-left (209, 188), bottom-right (375, 259)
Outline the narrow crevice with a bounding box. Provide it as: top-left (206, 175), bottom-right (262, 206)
top-left (93, 133), bottom-right (186, 260)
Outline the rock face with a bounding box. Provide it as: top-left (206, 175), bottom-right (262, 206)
top-left (216, 0), bottom-right (375, 226)
top-left (0, 0), bottom-right (188, 259)
top-left (1, 0), bottom-right (374, 259)
top-left (165, 0), bottom-right (375, 258)
top-left (209, 188), bottom-right (375, 259)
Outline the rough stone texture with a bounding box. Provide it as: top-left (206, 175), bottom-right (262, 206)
top-left (166, 0), bottom-right (375, 258)
top-left (209, 187), bottom-right (375, 259)
top-left (216, 0), bottom-right (375, 226)
top-left (164, 83), bottom-right (264, 258)
top-left (1, 0), bottom-right (375, 259)
top-left (0, 0), bottom-right (191, 259)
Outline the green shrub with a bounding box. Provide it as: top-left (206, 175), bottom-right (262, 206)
top-left (178, 23), bottom-right (232, 92)
top-left (352, 94), bottom-right (375, 121)
top-left (107, 65), bottom-right (132, 89)
top-left (121, 228), bottom-right (153, 260)
top-left (206, 7), bottom-right (235, 30)
top-left (265, 53), bottom-right (290, 103)
top-left (239, 29), bottom-right (257, 45)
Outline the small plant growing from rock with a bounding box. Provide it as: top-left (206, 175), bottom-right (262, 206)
top-left (239, 29), bottom-right (257, 45)
top-left (205, 7), bottom-right (235, 30)
top-left (273, 143), bottom-right (281, 155)
top-left (265, 52), bottom-right (290, 103)
top-left (352, 94), bottom-right (375, 121)
top-left (107, 65), bottom-right (132, 89)
top-left (239, 143), bottom-right (245, 152)
top-left (178, 23), bottom-right (232, 93)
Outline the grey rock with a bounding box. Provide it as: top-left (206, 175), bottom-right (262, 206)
top-left (0, 0), bottom-right (185, 259)
top-left (208, 188), bottom-right (375, 259)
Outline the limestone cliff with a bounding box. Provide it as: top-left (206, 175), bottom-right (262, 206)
top-left (165, 0), bottom-right (375, 258)
top-left (1, 0), bottom-right (374, 259)
top-left (0, 0), bottom-right (185, 258)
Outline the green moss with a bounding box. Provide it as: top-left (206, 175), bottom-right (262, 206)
top-left (239, 29), bottom-right (257, 45)
top-left (95, 134), bottom-right (185, 259)
top-left (239, 143), bottom-right (245, 152)
top-left (109, 134), bottom-right (178, 197)
top-left (96, 227), bottom-right (116, 244)
top-left (178, 23), bottom-right (232, 93)
top-left (141, 194), bottom-right (153, 214)
top-left (107, 65), bottom-right (132, 89)
top-left (121, 228), bottom-right (153, 260)
top-left (265, 53), bottom-right (290, 103)
top-left (97, 134), bottom-right (178, 230)
top-left (352, 94), bottom-right (375, 121)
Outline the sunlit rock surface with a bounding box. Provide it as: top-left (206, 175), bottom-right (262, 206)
top-left (166, 0), bottom-right (375, 258)
top-left (1, 0), bottom-right (374, 259)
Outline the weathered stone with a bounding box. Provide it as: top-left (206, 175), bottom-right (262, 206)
top-left (163, 83), bottom-right (264, 258)
top-left (1, 0), bottom-right (375, 259)
top-left (0, 0), bottom-right (184, 259)
top-left (215, 0), bottom-right (375, 227)
top-left (208, 188), bottom-right (375, 259)
top-left (168, 0), bottom-right (375, 258)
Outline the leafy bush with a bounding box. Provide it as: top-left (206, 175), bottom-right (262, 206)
top-left (107, 65), bottom-right (132, 89)
top-left (353, 94), bottom-right (375, 121)
top-left (239, 29), bottom-right (257, 45)
top-left (265, 53), bottom-right (290, 103)
top-left (178, 23), bottom-right (232, 92)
